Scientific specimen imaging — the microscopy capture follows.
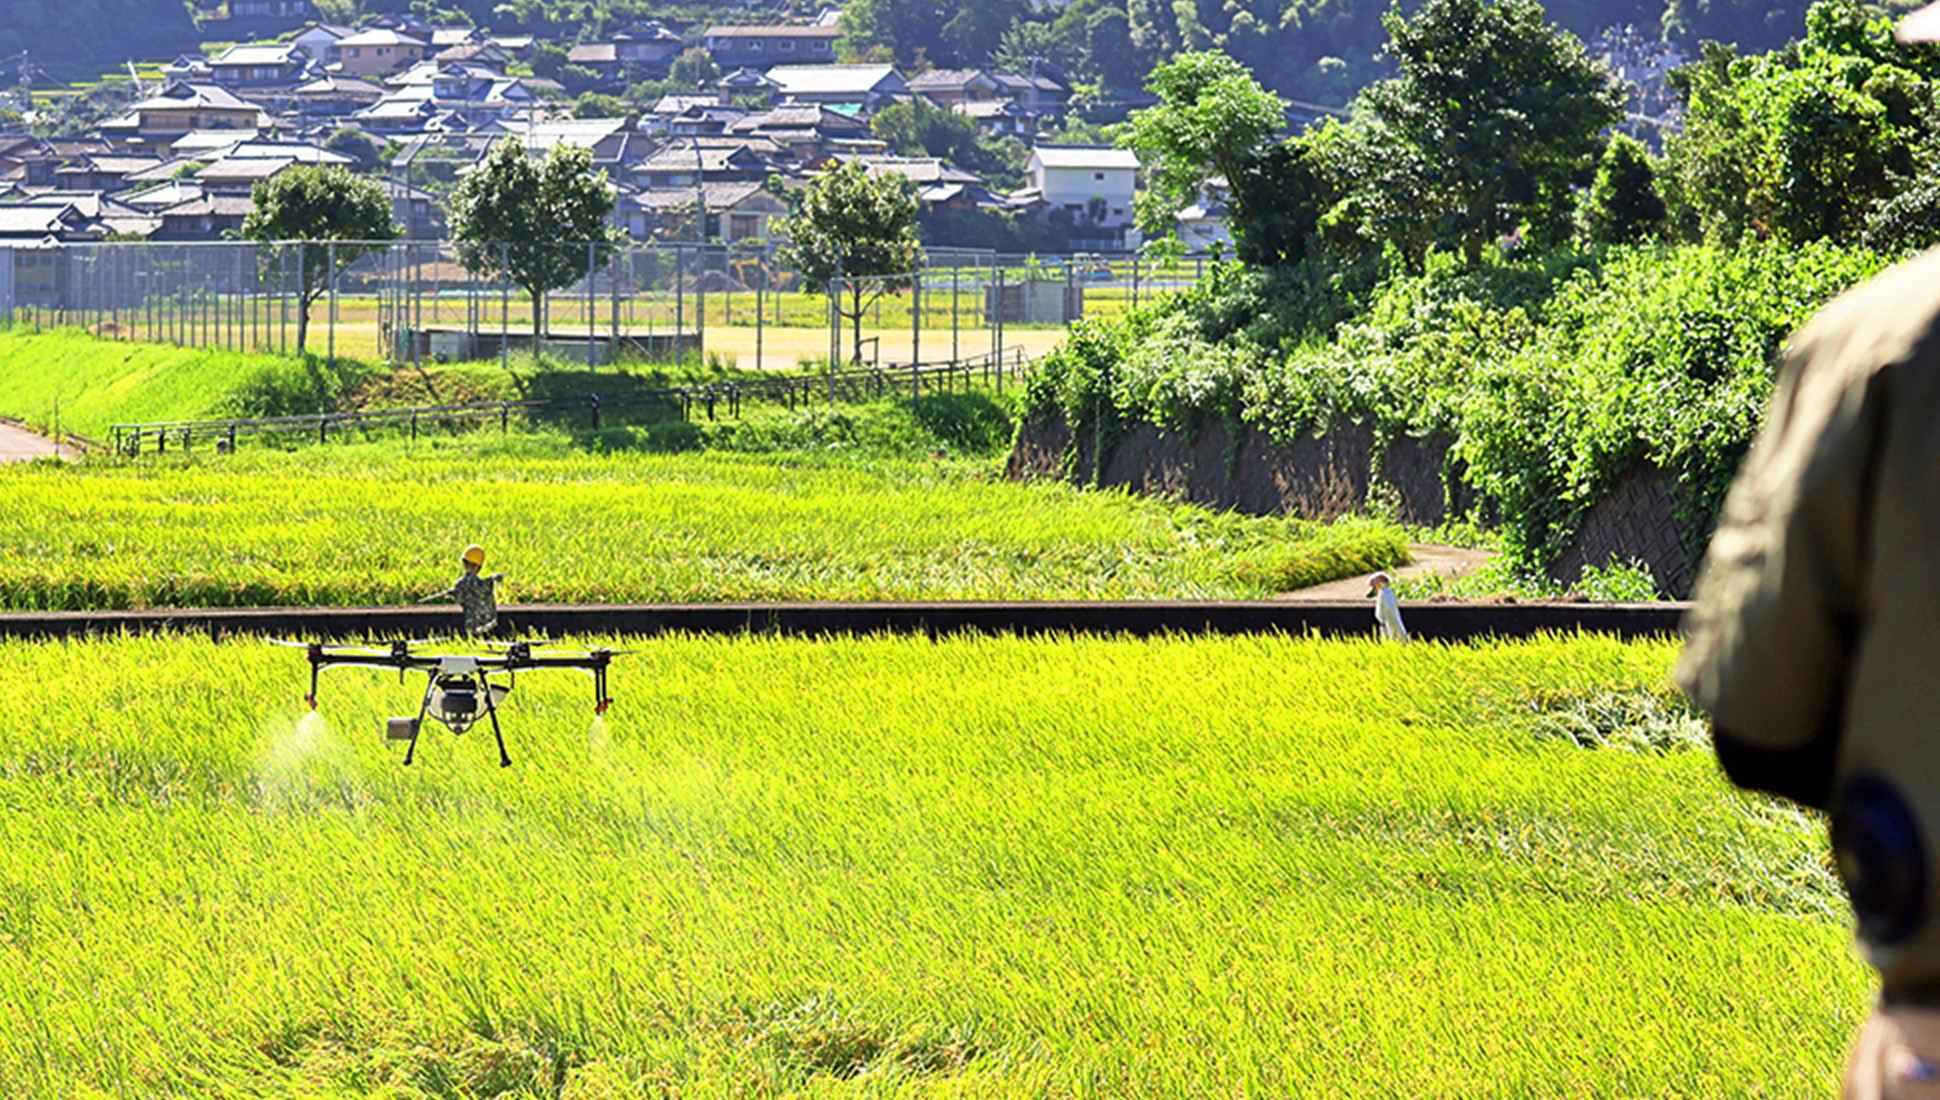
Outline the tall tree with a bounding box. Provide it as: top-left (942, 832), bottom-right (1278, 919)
top-left (448, 139), bottom-right (619, 338)
top-left (777, 162), bottom-right (923, 363)
top-left (871, 97), bottom-right (984, 167)
top-left (840, 0), bottom-right (1028, 68)
top-left (1666, 0), bottom-right (1939, 247)
top-left (1112, 51), bottom-right (1289, 258)
top-left (241, 165), bottom-right (399, 353)
top-left (1359, 0), bottom-right (1624, 262)
top-left (1579, 133), bottom-right (1668, 244)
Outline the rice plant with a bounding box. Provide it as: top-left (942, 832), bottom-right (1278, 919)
top-left (0, 632), bottom-right (1865, 1097)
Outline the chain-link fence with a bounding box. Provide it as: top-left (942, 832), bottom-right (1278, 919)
top-left (0, 241), bottom-right (1214, 373)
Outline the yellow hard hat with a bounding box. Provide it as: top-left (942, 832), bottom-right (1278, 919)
top-left (462, 544), bottom-right (486, 566)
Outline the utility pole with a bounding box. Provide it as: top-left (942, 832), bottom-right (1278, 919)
top-left (1028, 55), bottom-right (1040, 137)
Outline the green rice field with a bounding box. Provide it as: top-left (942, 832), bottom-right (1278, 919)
top-left (0, 631), bottom-right (1865, 1097)
top-left (0, 440), bottom-right (1409, 609)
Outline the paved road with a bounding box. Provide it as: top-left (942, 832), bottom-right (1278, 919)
top-left (1278, 543), bottom-right (1498, 601)
top-left (0, 420), bottom-right (78, 462)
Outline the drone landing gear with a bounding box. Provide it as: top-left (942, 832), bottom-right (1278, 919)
top-left (482, 675), bottom-right (511, 768)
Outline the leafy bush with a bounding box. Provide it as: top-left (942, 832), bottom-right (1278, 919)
top-left (1020, 240), bottom-right (1888, 576)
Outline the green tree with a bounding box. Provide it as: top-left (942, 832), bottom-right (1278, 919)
top-left (528, 42), bottom-right (570, 83)
top-left (241, 165), bottom-right (399, 353)
top-left (1112, 51), bottom-right (1288, 258)
top-left (1359, 0), bottom-right (1624, 262)
top-left (1666, 1), bottom-right (1939, 247)
top-left (777, 162), bottom-right (923, 363)
top-left (840, 0), bottom-right (1028, 68)
top-left (669, 48), bottom-right (720, 89)
top-left (573, 92), bottom-right (628, 118)
top-left (448, 140), bottom-right (620, 338)
top-left (992, 19), bottom-right (1081, 77)
top-left (1580, 134), bottom-right (1668, 244)
top-left (1082, 9), bottom-right (1145, 90)
top-left (322, 127), bottom-right (389, 173)
top-left (871, 97), bottom-right (984, 166)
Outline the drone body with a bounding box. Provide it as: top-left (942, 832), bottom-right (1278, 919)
top-left (279, 639), bottom-right (621, 766)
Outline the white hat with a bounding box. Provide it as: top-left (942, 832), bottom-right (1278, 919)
top-left (1899, 0), bottom-right (1940, 43)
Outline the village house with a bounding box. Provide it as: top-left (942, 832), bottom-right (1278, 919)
top-left (1022, 143), bottom-right (1140, 249)
top-left (289, 23), bottom-right (357, 64)
top-left (329, 28), bottom-right (431, 79)
top-left (631, 141), bottom-right (776, 189)
top-left (701, 25), bottom-right (842, 70)
top-left (762, 64), bottom-right (907, 113)
top-left (207, 42), bottom-right (314, 96)
top-left (1025, 144), bottom-right (1137, 227)
top-left (727, 105), bottom-right (870, 161)
top-left (568, 22), bottom-right (689, 84)
top-left (906, 69), bottom-right (1003, 105)
top-left (99, 81), bottom-right (271, 154)
top-left (149, 194), bottom-right (256, 241)
top-left (288, 74), bottom-right (387, 119)
top-left (615, 180), bottom-right (789, 242)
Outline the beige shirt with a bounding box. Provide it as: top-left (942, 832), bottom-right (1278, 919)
top-left (1679, 246), bottom-right (1940, 994)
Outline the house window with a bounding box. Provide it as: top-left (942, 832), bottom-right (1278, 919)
top-left (749, 40), bottom-right (763, 52)
top-left (811, 40), bottom-right (830, 51)
top-left (731, 214), bottom-right (758, 237)
top-left (780, 39), bottom-right (795, 50)
top-left (1094, 172), bottom-right (1104, 180)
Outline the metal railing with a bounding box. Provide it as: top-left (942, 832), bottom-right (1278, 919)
top-left (110, 345), bottom-right (1033, 456)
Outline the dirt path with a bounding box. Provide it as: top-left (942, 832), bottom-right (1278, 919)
top-left (0, 420), bottom-right (79, 463)
top-left (1278, 543), bottom-right (1497, 601)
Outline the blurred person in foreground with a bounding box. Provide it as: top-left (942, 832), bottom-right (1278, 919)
top-left (1678, 7), bottom-right (1940, 1095)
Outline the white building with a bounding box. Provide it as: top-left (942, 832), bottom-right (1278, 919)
top-left (1025, 143), bottom-right (1138, 229)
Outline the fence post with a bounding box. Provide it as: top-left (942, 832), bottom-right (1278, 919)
top-left (327, 241), bottom-right (337, 374)
top-left (587, 241), bottom-right (597, 371)
top-left (827, 255), bottom-right (841, 408)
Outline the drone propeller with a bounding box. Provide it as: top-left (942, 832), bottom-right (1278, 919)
top-left (484, 636), bottom-right (561, 650)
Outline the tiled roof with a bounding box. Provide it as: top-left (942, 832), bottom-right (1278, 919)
top-left (704, 24), bottom-right (842, 37)
top-left (1030, 144), bottom-right (1138, 170)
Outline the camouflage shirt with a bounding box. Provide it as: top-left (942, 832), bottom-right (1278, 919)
top-left (448, 571), bottom-right (500, 636)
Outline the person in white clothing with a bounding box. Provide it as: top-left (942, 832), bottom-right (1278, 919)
top-left (1367, 571), bottom-right (1408, 641)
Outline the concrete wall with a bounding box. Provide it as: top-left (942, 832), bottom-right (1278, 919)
top-left (1008, 415), bottom-right (1702, 597)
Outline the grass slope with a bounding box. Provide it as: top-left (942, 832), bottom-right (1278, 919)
top-left (0, 330), bottom-right (291, 440)
top-left (0, 632), bottom-right (1864, 1097)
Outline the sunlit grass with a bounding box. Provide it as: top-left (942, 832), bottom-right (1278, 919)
top-left (0, 631), bottom-right (1865, 1096)
top-left (0, 440), bottom-right (1410, 609)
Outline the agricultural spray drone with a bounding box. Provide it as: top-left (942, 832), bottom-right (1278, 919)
top-left (275, 638), bottom-right (624, 766)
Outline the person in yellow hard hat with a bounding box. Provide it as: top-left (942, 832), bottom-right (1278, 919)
top-left (421, 543), bottom-right (503, 635)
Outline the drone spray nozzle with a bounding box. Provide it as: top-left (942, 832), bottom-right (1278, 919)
top-left (595, 698), bottom-right (611, 715)
top-left (304, 693), bottom-right (316, 710)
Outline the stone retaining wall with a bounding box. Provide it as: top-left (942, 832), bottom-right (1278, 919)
top-left (1008, 416), bottom-right (1702, 597)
